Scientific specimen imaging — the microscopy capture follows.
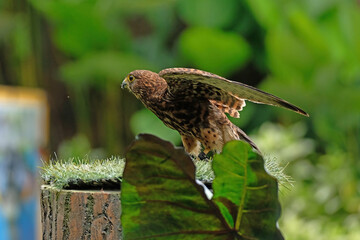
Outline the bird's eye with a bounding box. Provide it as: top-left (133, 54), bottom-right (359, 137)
top-left (128, 74), bottom-right (135, 82)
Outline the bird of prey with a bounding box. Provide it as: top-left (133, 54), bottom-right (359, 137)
top-left (121, 68), bottom-right (308, 157)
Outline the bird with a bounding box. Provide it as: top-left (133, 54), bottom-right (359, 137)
top-left (121, 68), bottom-right (308, 157)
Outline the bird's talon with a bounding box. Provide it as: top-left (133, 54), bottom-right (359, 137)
top-left (198, 152), bottom-right (207, 160)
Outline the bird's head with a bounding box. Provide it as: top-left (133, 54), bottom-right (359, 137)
top-left (121, 70), bottom-right (167, 100)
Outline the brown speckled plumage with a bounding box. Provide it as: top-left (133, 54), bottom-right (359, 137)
top-left (122, 68), bottom-right (308, 156)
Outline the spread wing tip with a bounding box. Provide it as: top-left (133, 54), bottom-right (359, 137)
top-left (277, 100), bottom-right (309, 117)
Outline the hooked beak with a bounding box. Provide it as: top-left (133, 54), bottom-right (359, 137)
top-left (121, 79), bottom-right (128, 89)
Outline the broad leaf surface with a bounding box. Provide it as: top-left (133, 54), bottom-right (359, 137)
top-left (121, 134), bottom-right (283, 240)
top-left (121, 134), bottom-right (233, 239)
top-left (212, 141), bottom-right (283, 239)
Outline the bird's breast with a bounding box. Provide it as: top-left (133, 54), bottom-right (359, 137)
top-left (147, 99), bottom-right (211, 136)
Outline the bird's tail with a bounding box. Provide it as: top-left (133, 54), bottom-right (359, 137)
top-left (228, 123), bottom-right (261, 154)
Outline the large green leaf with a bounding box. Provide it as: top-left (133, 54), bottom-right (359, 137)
top-left (212, 141), bottom-right (283, 239)
top-left (121, 134), bottom-right (283, 239)
top-left (30, 0), bottom-right (113, 57)
top-left (121, 134), bottom-right (233, 239)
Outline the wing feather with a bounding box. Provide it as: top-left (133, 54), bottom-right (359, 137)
top-left (209, 100), bottom-right (242, 118)
top-left (159, 68), bottom-right (308, 116)
top-left (159, 68), bottom-right (246, 117)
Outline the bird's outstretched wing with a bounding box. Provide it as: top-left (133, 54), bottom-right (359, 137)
top-left (159, 68), bottom-right (308, 116)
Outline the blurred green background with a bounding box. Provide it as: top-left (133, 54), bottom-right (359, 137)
top-left (1, 0), bottom-right (359, 239)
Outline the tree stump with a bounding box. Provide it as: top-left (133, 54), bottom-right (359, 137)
top-left (40, 185), bottom-right (122, 240)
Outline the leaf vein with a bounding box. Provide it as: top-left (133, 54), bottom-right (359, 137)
top-left (246, 184), bottom-right (268, 190)
top-left (146, 199), bottom-right (214, 214)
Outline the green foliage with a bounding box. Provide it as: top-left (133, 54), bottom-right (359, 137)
top-left (177, 0), bottom-right (239, 28)
top-left (117, 0), bottom-right (177, 12)
top-left (252, 122), bottom-right (315, 162)
top-left (30, 0), bottom-right (117, 57)
top-left (212, 141), bottom-right (282, 239)
top-left (253, 122), bottom-right (359, 239)
top-left (245, 0), bottom-right (360, 233)
top-left (57, 134), bottom-right (92, 160)
top-left (248, 0), bottom-right (360, 146)
top-left (179, 27), bottom-right (251, 76)
top-left (281, 211), bottom-right (360, 240)
top-left (130, 108), bottom-right (181, 145)
top-left (61, 52), bottom-right (155, 88)
top-left (122, 134), bottom-right (283, 239)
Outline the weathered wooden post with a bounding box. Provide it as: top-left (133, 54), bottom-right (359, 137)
top-left (41, 186), bottom-right (121, 239)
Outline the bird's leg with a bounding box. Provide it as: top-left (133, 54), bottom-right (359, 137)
top-left (200, 127), bottom-right (223, 155)
top-left (198, 151), bottom-right (213, 161)
top-left (198, 152), bottom-right (207, 160)
top-left (181, 135), bottom-right (201, 157)
top-left (203, 148), bottom-right (211, 154)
